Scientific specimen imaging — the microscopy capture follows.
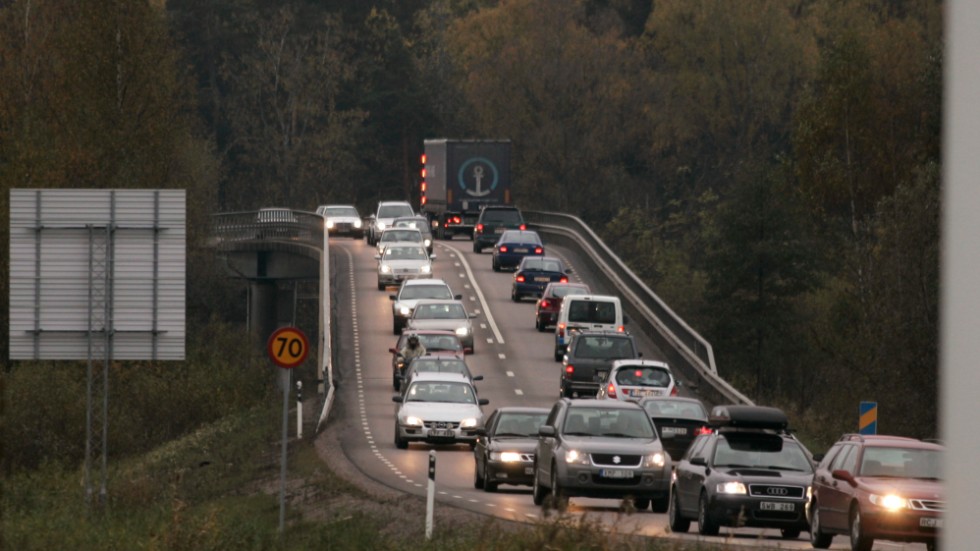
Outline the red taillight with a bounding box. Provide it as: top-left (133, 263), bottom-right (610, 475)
top-left (670, 386), bottom-right (679, 396)
top-left (558, 323), bottom-right (566, 337)
top-left (540, 299), bottom-right (549, 309)
top-left (617, 325), bottom-right (625, 332)
top-left (499, 245), bottom-right (508, 253)
top-left (534, 247), bottom-right (543, 254)
top-left (453, 216), bottom-right (461, 224)
top-left (516, 275), bottom-right (525, 282)
top-left (476, 223), bottom-right (484, 232)
top-left (606, 383), bottom-right (616, 398)
top-left (559, 276), bottom-right (568, 283)
top-left (519, 223), bottom-right (526, 230)
top-left (694, 426), bottom-right (713, 436)
top-left (564, 365), bottom-right (574, 377)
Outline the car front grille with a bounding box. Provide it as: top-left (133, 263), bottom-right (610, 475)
top-left (590, 454), bottom-right (642, 467)
top-left (748, 484), bottom-right (806, 499)
top-left (909, 499), bottom-right (944, 512)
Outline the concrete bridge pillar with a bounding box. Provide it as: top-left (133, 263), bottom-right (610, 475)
top-left (250, 280), bottom-right (279, 345)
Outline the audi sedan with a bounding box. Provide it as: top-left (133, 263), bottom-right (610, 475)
top-left (392, 373), bottom-right (489, 449)
top-left (375, 244), bottom-right (435, 290)
top-left (511, 256), bottom-right (571, 302)
top-left (491, 230), bottom-right (543, 272)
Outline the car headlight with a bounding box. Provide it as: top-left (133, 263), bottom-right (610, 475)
top-left (455, 327), bottom-right (469, 336)
top-left (380, 264), bottom-right (391, 274)
top-left (490, 451), bottom-right (524, 462)
top-left (716, 481), bottom-right (748, 495)
top-left (424, 239), bottom-right (431, 247)
top-left (643, 452), bottom-right (666, 468)
top-left (420, 265), bottom-right (431, 274)
top-left (376, 222), bottom-right (386, 231)
top-left (564, 450), bottom-right (590, 465)
top-left (354, 220), bottom-right (362, 228)
top-left (399, 306), bottom-right (410, 316)
top-left (326, 220), bottom-right (335, 229)
top-left (870, 493), bottom-right (909, 511)
top-left (402, 416), bottom-right (423, 427)
top-left (460, 418), bottom-right (478, 428)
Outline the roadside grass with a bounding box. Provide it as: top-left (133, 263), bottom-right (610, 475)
top-left (4, 401), bottom-right (735, 550)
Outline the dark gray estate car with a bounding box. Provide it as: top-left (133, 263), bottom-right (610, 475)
top-left (532, 398), bottom-right (672, 512)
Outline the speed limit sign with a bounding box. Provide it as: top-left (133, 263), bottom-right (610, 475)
top-left (267, 326), bottom-right (310, 369)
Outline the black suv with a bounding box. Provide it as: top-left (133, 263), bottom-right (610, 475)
top-left (473, 205), bottom-right (525, 253)
top-left (560, 330), bottom-right (640, 398)
top-left (668, 405), bottom-right (814, 540)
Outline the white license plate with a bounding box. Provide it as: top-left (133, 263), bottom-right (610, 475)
top-left (534, 276), bottom-right (551, 282)
top-left (600, 469), bottom-right (635, 479)
top-left (661, 426), bottom-right (687, 435)
top-left (760, 501), bottom-right (795, 512)
top-left (920, 517), bottom-right (943, 528)
top-left (494, 228), bottom-right (506, 234)
top-left (514, 247), bottom-right (528, 253)
top-left (429, 429), bottom-right (454, 438)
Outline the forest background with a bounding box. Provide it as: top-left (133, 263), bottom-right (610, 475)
top-left (0, 0), bottom-right (941, 474)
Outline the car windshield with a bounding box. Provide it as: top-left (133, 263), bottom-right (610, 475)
top-left (400, 285), bottom-right (453, 300)
top-left (324, 206), bottom-right (358, 217)
top-left (394, 219), bottom-right (431, 235)
top-left (522, 259), bottom-right (562, 272)
top-left (568, 300), bottom-right (617, 324)
top-left (482, 210), bottom-right (522, 224)
top-left (414, 303), bottom-right (466, 319)
top-left (615, 366), bottom-right (671, 388)
top-left (405, 381), bottom-right (476, 404)
top-left (551, 286), bottom-right (589, 298)
top-left (409, 358), bottom-right (469, 377)
top-left (494, 413), bottom-right (548, 437)
top-left (643, 400), bottom-right (707, 420)
top-left (573, 336), bottom-right (634, 359)
top-left (500, 231), bottom-right (540, 244)
top-left (416, 335), bottom-right (462, 351)
top-left (384, 246), bottom-right (427, 260)
top-left (381, 230), bottom-right (421, 243)
top-left (712, 434), bottom-right (813, 472)
top-left (562, 407), bottom-right (655, 439)
top-left (379, 204), bottom-right (413, 218)
top-left (859, 447), bottom-right (942, 479)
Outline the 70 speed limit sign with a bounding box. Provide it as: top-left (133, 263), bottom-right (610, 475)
top-left (267, 326), bottom-right (310, 369)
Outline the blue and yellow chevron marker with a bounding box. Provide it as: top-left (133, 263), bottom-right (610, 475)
top-left (859, 401), bottom-right (878, 435)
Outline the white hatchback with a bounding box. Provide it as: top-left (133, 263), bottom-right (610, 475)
top-left (596, 359), bottom-right (677, 401)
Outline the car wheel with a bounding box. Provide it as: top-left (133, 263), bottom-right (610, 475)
top-left (668, 488), bottom-right (690, 533)
top-left (392, 321), bottom-right (400, 335)
top-left (492, 259), bottom-right (500, 272)
top-left (474, 459), bottom-right (485, 489)
top-left (535, 316), bottom-right (543, 331)
top-left (393, 376), bottom-right (400, 391)
top-left (651, 494), bottom-right (669, 513)
top-left (484, 475), bottom-right (498, 493)
top-left (697, 491), bottom-right (719, 536)
top-left (394, 424), bottom-right (408, 450)
top-left (810, 504), bottom-right (833, 548)
top-left (554, 348), bottom-right (563, 362)
top-left (473, 243), bottom-right (481, 253)
top-left (511, 289), bottom-right (520, 302)
top-left (849, 505), bottom-right (873, 551)
top-left (633, 498), bottom-right (650, 511)
top-left (781, 527), bottom-right (801, 539)
top-left (377, 281), bottom-right (385, 291)
top-left (532, 464), bottom-right (547, 506)
top-left (549, 463), bottom-right (568, 511)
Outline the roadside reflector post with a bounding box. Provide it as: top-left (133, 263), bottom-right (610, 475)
top-left (426, 450), bottom-right (436, 540)
top-left (296, 380), bottom-right (303, 440)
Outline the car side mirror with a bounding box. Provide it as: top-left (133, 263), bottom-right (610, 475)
top-left (472, 375), bottom-right (484, 381)
top-left (538, 426), bottom-right (556, 437)
top-left (389, 295), bottom-right (397, 300)
top-left (392, 395), bottom-right (404, 403)
top-left (813, 453), bottom-right (825, 463)
top-left (832, 469), bottom-right (857, 486)
top-left (430, 254), bottom-right (437, 260)
top-left (478, 398), bottom-right (490, 406)
top-left (388, 347), bottom-right (398, 354)
top-left (454, 294), bottom-right (463, 300)
top-left (475, 427), bottom-right (487, 436)
top-left (690, 457), bottom-right (707, 467)
top-left (565, 269), bottom-right (573, 274)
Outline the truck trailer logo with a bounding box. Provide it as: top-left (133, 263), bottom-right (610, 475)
top-left (457, 157), bottom-right (499, 198)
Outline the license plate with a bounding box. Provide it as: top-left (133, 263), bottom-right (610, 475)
top-left (920, 517), bottom-right (943, 528)
top-left (760, 502), bottom-right (795, 512)
top-left (600, 469), bottom-right (635, 479)
top-left (494, 228), bottom-right (505, 234)
top-left (514, 247), bottom-right (528, 253)
top-left (534, 276), bottom-right (551, 282)
top-left (661, 426), bottom-right (687, 435)
top-left (429, 429), bottom-right (454, 438)
top-left (525, 467), bottom-right (534, 475)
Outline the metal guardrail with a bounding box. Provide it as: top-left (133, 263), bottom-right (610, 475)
top-left (209, 210), bottom-right (324, 248)
top-left (524, 210), bottom-right (753, 407)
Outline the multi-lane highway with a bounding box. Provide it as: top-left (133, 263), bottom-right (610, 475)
top-left (325, 236), bottom-right (928, 550)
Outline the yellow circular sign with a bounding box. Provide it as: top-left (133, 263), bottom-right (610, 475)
top-left (267, 326), bottom-right (310, 368)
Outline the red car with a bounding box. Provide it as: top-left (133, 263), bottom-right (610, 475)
top-left (809, 434), bottom-right (943, 551)
top-left (534, 282), bottom-right (590, 331)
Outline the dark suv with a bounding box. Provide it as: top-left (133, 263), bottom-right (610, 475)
top-left (532, 398), bottom-right (672, 512)
top-left (560, 331), bottom-right (640, 398)
top-left (668, 405), bottom-right (814, 540)
top-left (473, 205), bottom-right (525, 253)
top-left (808, 434), bottom-right (942, 551)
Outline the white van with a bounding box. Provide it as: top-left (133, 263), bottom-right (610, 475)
top-left (553, 294), bottom-right (626, 361)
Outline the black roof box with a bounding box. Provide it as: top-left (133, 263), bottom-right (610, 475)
top-left (708, 405), bottom-right (788, 430)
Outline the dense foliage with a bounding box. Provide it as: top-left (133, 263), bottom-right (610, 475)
top-left (1, 0), bottom-right (941, 476)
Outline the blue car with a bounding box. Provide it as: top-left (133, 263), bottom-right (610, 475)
top-left (491, 230), bottom-right (543, 272)
top-left (511, 256), bottom-right (571, 302)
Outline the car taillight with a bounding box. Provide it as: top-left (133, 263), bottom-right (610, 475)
top-left (564, 365), bottom-right (574, 377)
top-left (670, 386), bottom-right (679, 396)
top-left (476, 223), bottom-right (484, 233)
top-left (540, 299), bottom-right (549, 309)
top-left (694, 426), bottom-right (713, 436)
top-left (519, 223), bottom-right (526, 230)
top-left (516, 275), bottom-right (525, 282)
top-left (558, 323), bottom-right (566, 337)
top-left (617, 325), bottom-right (625, 332)
top-left (606, 383), bottom-right (616, 398)
top-left (453, 216), bottom-right (461, 224)
top-left (534, 247), bottom-right (543, 254)
top-left (499, 245), bottom-right (508, 253)
top-left (559, 276), bottom-right (568, 283)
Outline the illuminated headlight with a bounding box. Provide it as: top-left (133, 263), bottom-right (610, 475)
top-left (326, 220), bottom-right (335, 229)
top-left (870, 493), bottom-right (909, 511)
top-left (643, 452), bottom-right (667, 468)
top-left (564, 450), bottom-right (589, 465)
top-left (490, 451), bottom-right (523, 463)
top-left (354, 220), bottom-right (362, 228)
top-left (716, 481), bottom-right (748, 495)
top-left (402, 416), bottom-right (423, 427)
top-left (376, 222), bottom-right (386, 231)
top-left (399, 306), bottom-right (411, 316)
top-left (380, 264), bottom-right (392, 274)
top-left (455, 327), bottom-right (470, 337)
top-left (420, 265), bottom-right (431, 274)
top-left (460, 418), bottom-right (479, 429)
top-left (424, 239), bottom-right (432, 247)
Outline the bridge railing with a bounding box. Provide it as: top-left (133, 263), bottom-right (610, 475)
top-left (209, 210), bottom-right (324, 248)
top-left (524, 210), bottom-right (753, 407)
